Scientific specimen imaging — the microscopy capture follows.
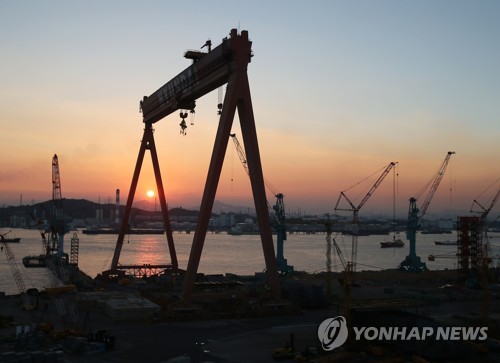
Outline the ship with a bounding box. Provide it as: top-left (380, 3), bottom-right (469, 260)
top-left (22, 255), bottom-right (47, 268)
top-left (380, 239), bottom-right (405, 248)
top-left (0, 231), bottom-right (21, 243)
top-left (435, 240), bottom-right (457, 246)
top-left (0, 237), bottom-right (21, 243)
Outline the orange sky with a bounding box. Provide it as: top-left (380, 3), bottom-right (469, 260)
top-left (1, 1), bottom-right (499, 219)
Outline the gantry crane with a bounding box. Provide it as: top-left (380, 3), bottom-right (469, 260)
top-left (335, 162), bottom-right (397, 272)
top-left (400, 151), bottom-right (455, 271)
top-left (109, 29), bottom-right (280, 300)
top-left (230, 133), bottom-right (293, 274)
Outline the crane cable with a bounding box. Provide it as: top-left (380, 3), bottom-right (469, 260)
top-left (342, 163), bottom-right (392, 203)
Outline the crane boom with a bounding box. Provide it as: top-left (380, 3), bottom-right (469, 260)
top-left (50, 154), bottom-right (67, 257)
top-left (230, 133), bottom-right (292, 273)
top-left (335, 162), bottom-right (397, 215)
top-left (471, 189), bottom-right (500, 220)
top-left (419, 151), bottom-right (455, 218)
top-left (230, 133), bottom-right (250, 177)
top-left (1, 238), bottom-right (26, 294)
top-left (334, 162), bottom-right (397, 272)
top-left (358, 162), bottom-right (397, 211)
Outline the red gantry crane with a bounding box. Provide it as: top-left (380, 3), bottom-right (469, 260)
top-left (334, 162), bottom-right (397, 272)
top-left (107, 29), bottom-right (280, 301)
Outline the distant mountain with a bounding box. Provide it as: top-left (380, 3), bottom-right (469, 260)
top-left (207, 200), bottom-right (255, 215)
top-left (132, 198), bottom-right (255, 215)
top-left (0, 198), bottom-right (255, 225)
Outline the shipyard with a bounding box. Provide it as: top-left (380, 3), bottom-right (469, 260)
top-left (1, 2), bottom-right (500, 363)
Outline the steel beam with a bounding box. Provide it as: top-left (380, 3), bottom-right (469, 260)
top-left (182, 30), bottom-right (280, 301)
top-left (110, 123), bottom-right (177, 271)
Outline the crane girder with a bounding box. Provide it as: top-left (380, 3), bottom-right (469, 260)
top-left (140, 29), bottom-right (252, 124)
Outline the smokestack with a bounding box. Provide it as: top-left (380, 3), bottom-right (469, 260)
top-left (115, 189), bottom-right (120, 224)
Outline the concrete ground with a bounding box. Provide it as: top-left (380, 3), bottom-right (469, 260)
top-left (2, 268), bottom-right (500, 362)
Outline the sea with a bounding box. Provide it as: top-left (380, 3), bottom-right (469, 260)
top-left (1, 228), bottom-right (499, 296)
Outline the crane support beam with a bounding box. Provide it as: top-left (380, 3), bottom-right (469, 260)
top-left (182, 39), bottom-right (280, 299)
top-left (140, 30), bottom-right (243, 124)
top-left (110, 122), bottom-right (178, 271)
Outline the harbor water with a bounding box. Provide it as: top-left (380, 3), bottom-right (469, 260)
top-left (1, 228), bottom-right (499, 296)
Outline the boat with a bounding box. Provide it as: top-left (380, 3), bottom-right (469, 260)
top-left (0, 237), bottom-right (21, 243)
top-left (435, 240), bottom-right (457, 246)
top-left (22, 255), bottom-right (47, 268)
top-left (380, 239), bottom-right (405, 248)
top-left (0, 231), bottom-right (21, 243)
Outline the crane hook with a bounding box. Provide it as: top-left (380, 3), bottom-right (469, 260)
top-left (179, 111), bottom-right (188, 135)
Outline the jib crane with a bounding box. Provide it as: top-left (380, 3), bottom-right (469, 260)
top-left (400, 151), bottom-right (455, 271)
top-left (1, 235), bottom-right (34, 309)
top-left (470, 183), bottom-right (500, 227)
top-left (48, 154), bottom-right (67, 257)
top-left (230, 133), bottom-right (293, 274)
top-left (335, 162), bottom-right (397, 272)
top-left (1, 238), bottom-right (25, 294)
top-left (471, 182), bottom-right (500, 319)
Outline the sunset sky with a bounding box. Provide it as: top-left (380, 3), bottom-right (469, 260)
top-left (1, 1), bottom-right (499, 218)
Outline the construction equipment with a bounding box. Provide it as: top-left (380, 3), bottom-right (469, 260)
top-left (325, 214), bottom-right (351, 324)
top-left (110, 29), bottom-right (280, 301)
top-left (400, 151), bottom-right (455, 271)
top-left (1, 240), bottom-right (34, 309)
top-left (230, 133), bottom-right (293, 274)
top-left (470, 182), bottom-right (500, 246)
top-left (48, 154), bottom-right (67, 258)
top-left (335, 162), bottom-right (397, 272)
top-left (273, 193), bottom-right (293, 274)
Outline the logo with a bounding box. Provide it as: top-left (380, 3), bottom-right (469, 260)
top-left (317, 316), bottom-right (348, 351)
top-left (317, 316), bottom-right (488, 351)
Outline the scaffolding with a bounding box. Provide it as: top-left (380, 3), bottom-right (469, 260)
top-left (457, 216), bottom-right (482, 272)
top-left (69, 232), bottom-right (79, 266)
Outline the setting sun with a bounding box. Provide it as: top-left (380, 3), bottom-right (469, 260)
top-left (146, 190), bottom-right (155, 198)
